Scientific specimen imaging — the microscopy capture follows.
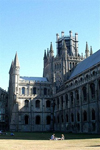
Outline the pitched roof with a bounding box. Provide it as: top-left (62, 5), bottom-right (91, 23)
top-left (20, 76), bottom-right (48, 82)
top-left (69, 49), bottom-right (100, 79)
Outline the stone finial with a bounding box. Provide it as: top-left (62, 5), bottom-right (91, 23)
top-left (44, 50), bottom-right (47, 59)
top-left (90, 46), bottom-right (93, 55)
top-left (50, 42), bottom-right (54, 53)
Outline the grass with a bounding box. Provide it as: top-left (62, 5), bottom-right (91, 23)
top-left (0, 132), bottom-right (100, 150)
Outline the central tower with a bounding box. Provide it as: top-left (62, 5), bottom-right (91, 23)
top-left (43, 31), bottom-right (84, 93)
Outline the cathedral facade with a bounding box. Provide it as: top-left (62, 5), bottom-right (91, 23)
top-left (8, 31), bottom-right (100, 133)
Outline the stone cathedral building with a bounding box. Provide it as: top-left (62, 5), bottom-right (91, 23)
top-left (8, 31), bottom-right (100, 133)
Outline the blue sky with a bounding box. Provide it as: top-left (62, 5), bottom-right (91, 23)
top-left (0, 0), bottom-right (100, 90)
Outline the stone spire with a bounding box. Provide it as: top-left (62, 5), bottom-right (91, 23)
top-left (90, 46), bottom-right (93, 55)
top-left (85, 42), bottom-right (90, 58)
top-left (50, 42), bottom-right (54, 53)
top-left (9, 60), bottom-right (14, 74)
top-left (14, 52), bottom-right (20, 67)
top-left (50, 42), bottom-right (54, 57)
top-left (44, 50), bottom-right (47, 59)
top-left (47, 48), bottom-right (49, 57)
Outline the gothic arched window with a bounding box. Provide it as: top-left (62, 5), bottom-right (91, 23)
top-left (71, 113), bottom-right (74, 122)
top-left (46, 100), bottom-right (51, 107)
top-left (35, 115), bottom-right (41, 124)
top-left (35, 100), bottom-right (40, 108)
top-left (90, 83), bottom-right (95, 98)
top-left (44, 88), bottom-right (47, 95)
top-left (25, 115), bottom-right (29, 124)
top-left (66, 114), bottom-right (68, 122)
top-left (25, 100), bottom-right (29, 107)
top-left (75, 90), bottom-right (79, 104)
top-left (46, 116), bottom-right (51, 125)
top-left (22, 87), bottom-right (25, 95)
top-left (77, 112), bottom-right (80, 122)
top-left (33, 87), bottom-right (36, 94)
top-left (82, 86), bottom-right (87, 101)
top-left (83, 110), bottom-right (87, 121)
top-left (92, 109), bottom-right (95, 120)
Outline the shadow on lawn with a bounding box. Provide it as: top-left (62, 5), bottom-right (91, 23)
top-left (87, 145), bottom-right (100, 147)
top-left (0, 132), bottom-right (100, 140)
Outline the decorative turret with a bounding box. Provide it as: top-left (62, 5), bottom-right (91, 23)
top-left (69, 31), bottom-right (73, 55)
top-left (75, 33), bottom-right (78, 56)
top-left (90, 46), bottom-right (93, 55)
top-left (50, 42), bottom-right (54, 57)
top-left (85, 42), bottom-right (90, 58)
top-left (12, 52), bottom-right (20, 94)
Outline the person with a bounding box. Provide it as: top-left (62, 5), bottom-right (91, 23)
top-left (50, 134), bottom-right (55, 140)
top-left (10, 133), bottom-right (14, 136)
top-left (61, 134), bottom-right (64, 140)
top-left (0, 130), bottom-right (2, 135)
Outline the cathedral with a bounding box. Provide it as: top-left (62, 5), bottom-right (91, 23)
top-left (8, 31), bottom-right (100, 133)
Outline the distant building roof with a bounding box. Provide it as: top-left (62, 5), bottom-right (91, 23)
top-left (69, 49), bottom-right (100, 79)
top-left (20, 76), bottom-right (48, 82)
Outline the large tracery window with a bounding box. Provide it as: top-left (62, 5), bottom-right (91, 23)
top-left (90, 83), bottom-right (95, 99)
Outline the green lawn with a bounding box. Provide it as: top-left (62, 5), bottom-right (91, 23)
top-left (0, 132), bottom-right (100, 140)
top-left (0, 133), bottom-right (100, 150)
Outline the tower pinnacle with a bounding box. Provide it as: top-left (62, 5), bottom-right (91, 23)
top-left (14, 52), bottom-right (20, 68)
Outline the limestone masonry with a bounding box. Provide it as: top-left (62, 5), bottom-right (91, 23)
top-left (7, 31), bottom-right (100, 133)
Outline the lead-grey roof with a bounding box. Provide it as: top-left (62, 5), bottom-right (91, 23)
top-left (20, 76), bottom-right (48, 82)
top-left (69, 49), bottom-right (100, 79)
